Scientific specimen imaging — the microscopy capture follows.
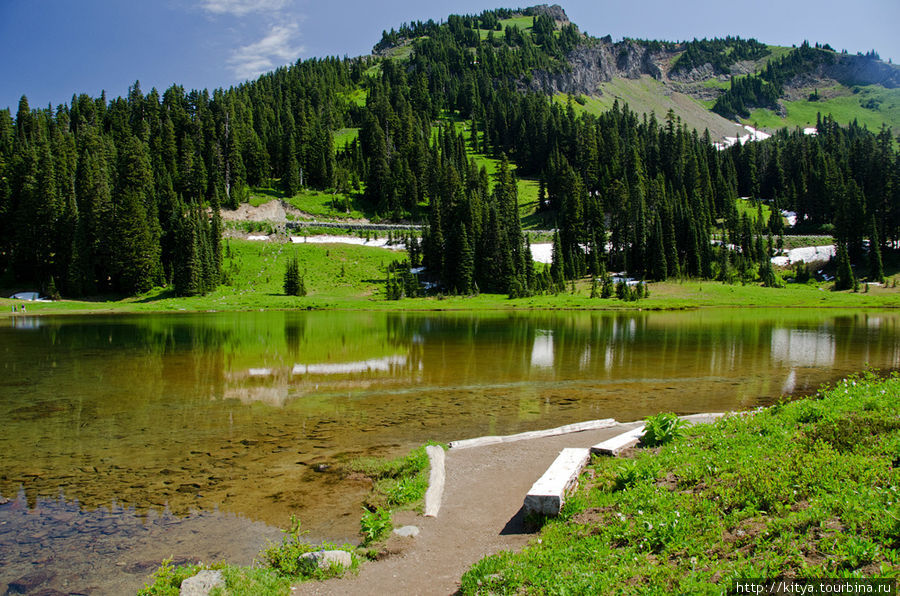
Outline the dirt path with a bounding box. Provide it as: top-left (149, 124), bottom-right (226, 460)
top-left (295, 422), bottom-right (643, 596)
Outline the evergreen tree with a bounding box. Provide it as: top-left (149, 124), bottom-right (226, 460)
top-left (284, 255), bottom-right (302, 296)
top-left (868, 216), bottom-right (885, 283)
top-left (834, 243), bottom-right (856, 291)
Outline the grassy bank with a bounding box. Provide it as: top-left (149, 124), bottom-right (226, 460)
top-left (1, 239), bottom-right (898, 316)
top-left (461, 371), bottom-right (900, 594)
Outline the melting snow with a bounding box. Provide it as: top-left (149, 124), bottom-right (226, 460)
top-left (289, 235), bottom-right (406, 250)
top-left (714, 123), bottom-right (772, 150)
top-left (771, 245), bottom-right (835, 267)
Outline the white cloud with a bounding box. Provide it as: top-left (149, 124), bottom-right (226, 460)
top-left (228, 23), bottom-right (304, 80)
top-left (201, 0), bottom-right (290, 16)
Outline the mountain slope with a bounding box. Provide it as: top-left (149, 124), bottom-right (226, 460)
top-left (376, 5), bottom-right (900, 138)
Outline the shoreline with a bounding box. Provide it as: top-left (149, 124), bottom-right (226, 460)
top-left (2, 300), bottom-right (899, 318)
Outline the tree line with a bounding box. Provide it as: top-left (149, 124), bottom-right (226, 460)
top-left (0, 8), bottom-right (895, 300)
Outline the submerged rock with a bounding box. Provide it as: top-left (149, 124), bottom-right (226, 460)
top-left (7, 570), bottom-right (57, 594)
top-left (180, 570), bottom-right (224, 596)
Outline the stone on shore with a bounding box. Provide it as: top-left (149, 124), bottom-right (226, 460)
top-left (180, 570), bottom-right (225, 596)
top-left (298, 549), bottom-right (353, 573)
top-left (393, 525), bottom-right (420, 538)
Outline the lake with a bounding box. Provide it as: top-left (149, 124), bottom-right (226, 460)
top-left (1, 309), bottom-right (898, 593)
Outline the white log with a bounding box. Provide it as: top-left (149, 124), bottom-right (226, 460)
top-left (424, 445), bottom-right (445, 517)
top-left (449, 418), bottom-right (617, 450)
top-left (590, 425), bottom-right (645, 456)
top-left (523, 447), bottom-right (591, 516)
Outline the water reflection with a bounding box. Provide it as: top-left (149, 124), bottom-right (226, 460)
top-left (1, 309), bottom-right (899, 589)
top-left (771, 328), bottom-right (836, 367)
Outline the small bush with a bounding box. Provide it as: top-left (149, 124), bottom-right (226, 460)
top-left (360, 507), bottom-right (393, 545)
top-left (641, 412), bottom-right (687, 447)
top-left (137, 559), bottom-right (202, 596)
top-left (261, 515), bottom-right (317, 577)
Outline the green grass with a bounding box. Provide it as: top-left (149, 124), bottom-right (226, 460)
top-left (461, 371), bottom-right (900, 594)
top-left (781, 235), bottom-right (834, 250)
top-left (762, 45), bottom-right (795, 65)
top-left (701, 78), bottom-right (730, 90)
top-left (5, 237), bottom-right (900, 316)
top-left (478, 16), bottom-right (534, 39)
top-left (334, 127), bottom-right (360, 149)
top-left (348, 443), bottom-right (442, 512)
top-left (553, 77), bottom-right (740, 140)
top-left (735, 197), bottom-right (773, 221)
top-left (5, 269), bottom-right (900, 316)
top-left (743, 85), bottom-right (900, 134)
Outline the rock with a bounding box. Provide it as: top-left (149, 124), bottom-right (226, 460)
top-left (526, 4), bottom-right (569, 24)
top-left (298, 549), bottom-right (352, 572)
top-left (179, 570), bottom-right (225, 596)
top-left (525, 40), bottom-right (662, 96)
top-left (392, 525), bottom-right (420, 538)
top-left (6, 570), bottom-right (57, 594)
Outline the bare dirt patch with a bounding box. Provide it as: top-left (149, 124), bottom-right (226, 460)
top-left (220, 200), bottom-right (312, 223)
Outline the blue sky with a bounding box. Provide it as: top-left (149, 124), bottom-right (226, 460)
top-left (1, 0), bottom-right (897, 112)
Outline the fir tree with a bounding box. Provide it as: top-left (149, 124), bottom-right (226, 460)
top-left (284, 256), bottom-right (302, 296)
top-left (834, 243), bottom-right (855, 291)
top-left (868, 216), bottom-right (884, 283)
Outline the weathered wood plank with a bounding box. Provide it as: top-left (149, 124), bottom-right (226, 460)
top-left (449, 419), bottom-right (617, 450)
top-left (424, 445), bottom-right (445, 517)
top-left (590, 425), bottom-right (645, 456)
top-left (523, 448), bottom-right (591, 516)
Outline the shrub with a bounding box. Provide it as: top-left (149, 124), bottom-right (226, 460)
top-left (641, 412), bottom-right (687, 447)
top-left (360, 507), bottom-right (393, 545)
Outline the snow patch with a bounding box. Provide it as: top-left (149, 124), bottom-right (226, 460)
top-left (247, 235), bottom-right (270, 241)
top-left (9, 292), bottom-right (47, 301)
top-left (714, 123), bottom-right (772, 150)
top-left (290, 235), bottom-right (406, 251)
top-left (771, 245), bottom-right (835, 267)
top-left (530, 243), bottom-right (554, 264)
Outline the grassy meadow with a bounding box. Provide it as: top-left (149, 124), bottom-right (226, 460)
top-left (2, 238), bottom-right (899, 317)
top-left (743, 85), bottom-right (900, 135)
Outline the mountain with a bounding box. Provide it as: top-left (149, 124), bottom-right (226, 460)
top-left (0, 5), bottom-right (896, 300)
top-left (376, 5), bottom-right (900, 141)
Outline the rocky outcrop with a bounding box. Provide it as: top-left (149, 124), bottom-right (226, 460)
top-left (525, 4), bottom-right (570, 25)
top-left (667, 62), bottom-right (717, 83)
top-left (526, 40), bottom-right (664, 95)
top-left (825, 55), bottom-right (900, 88)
